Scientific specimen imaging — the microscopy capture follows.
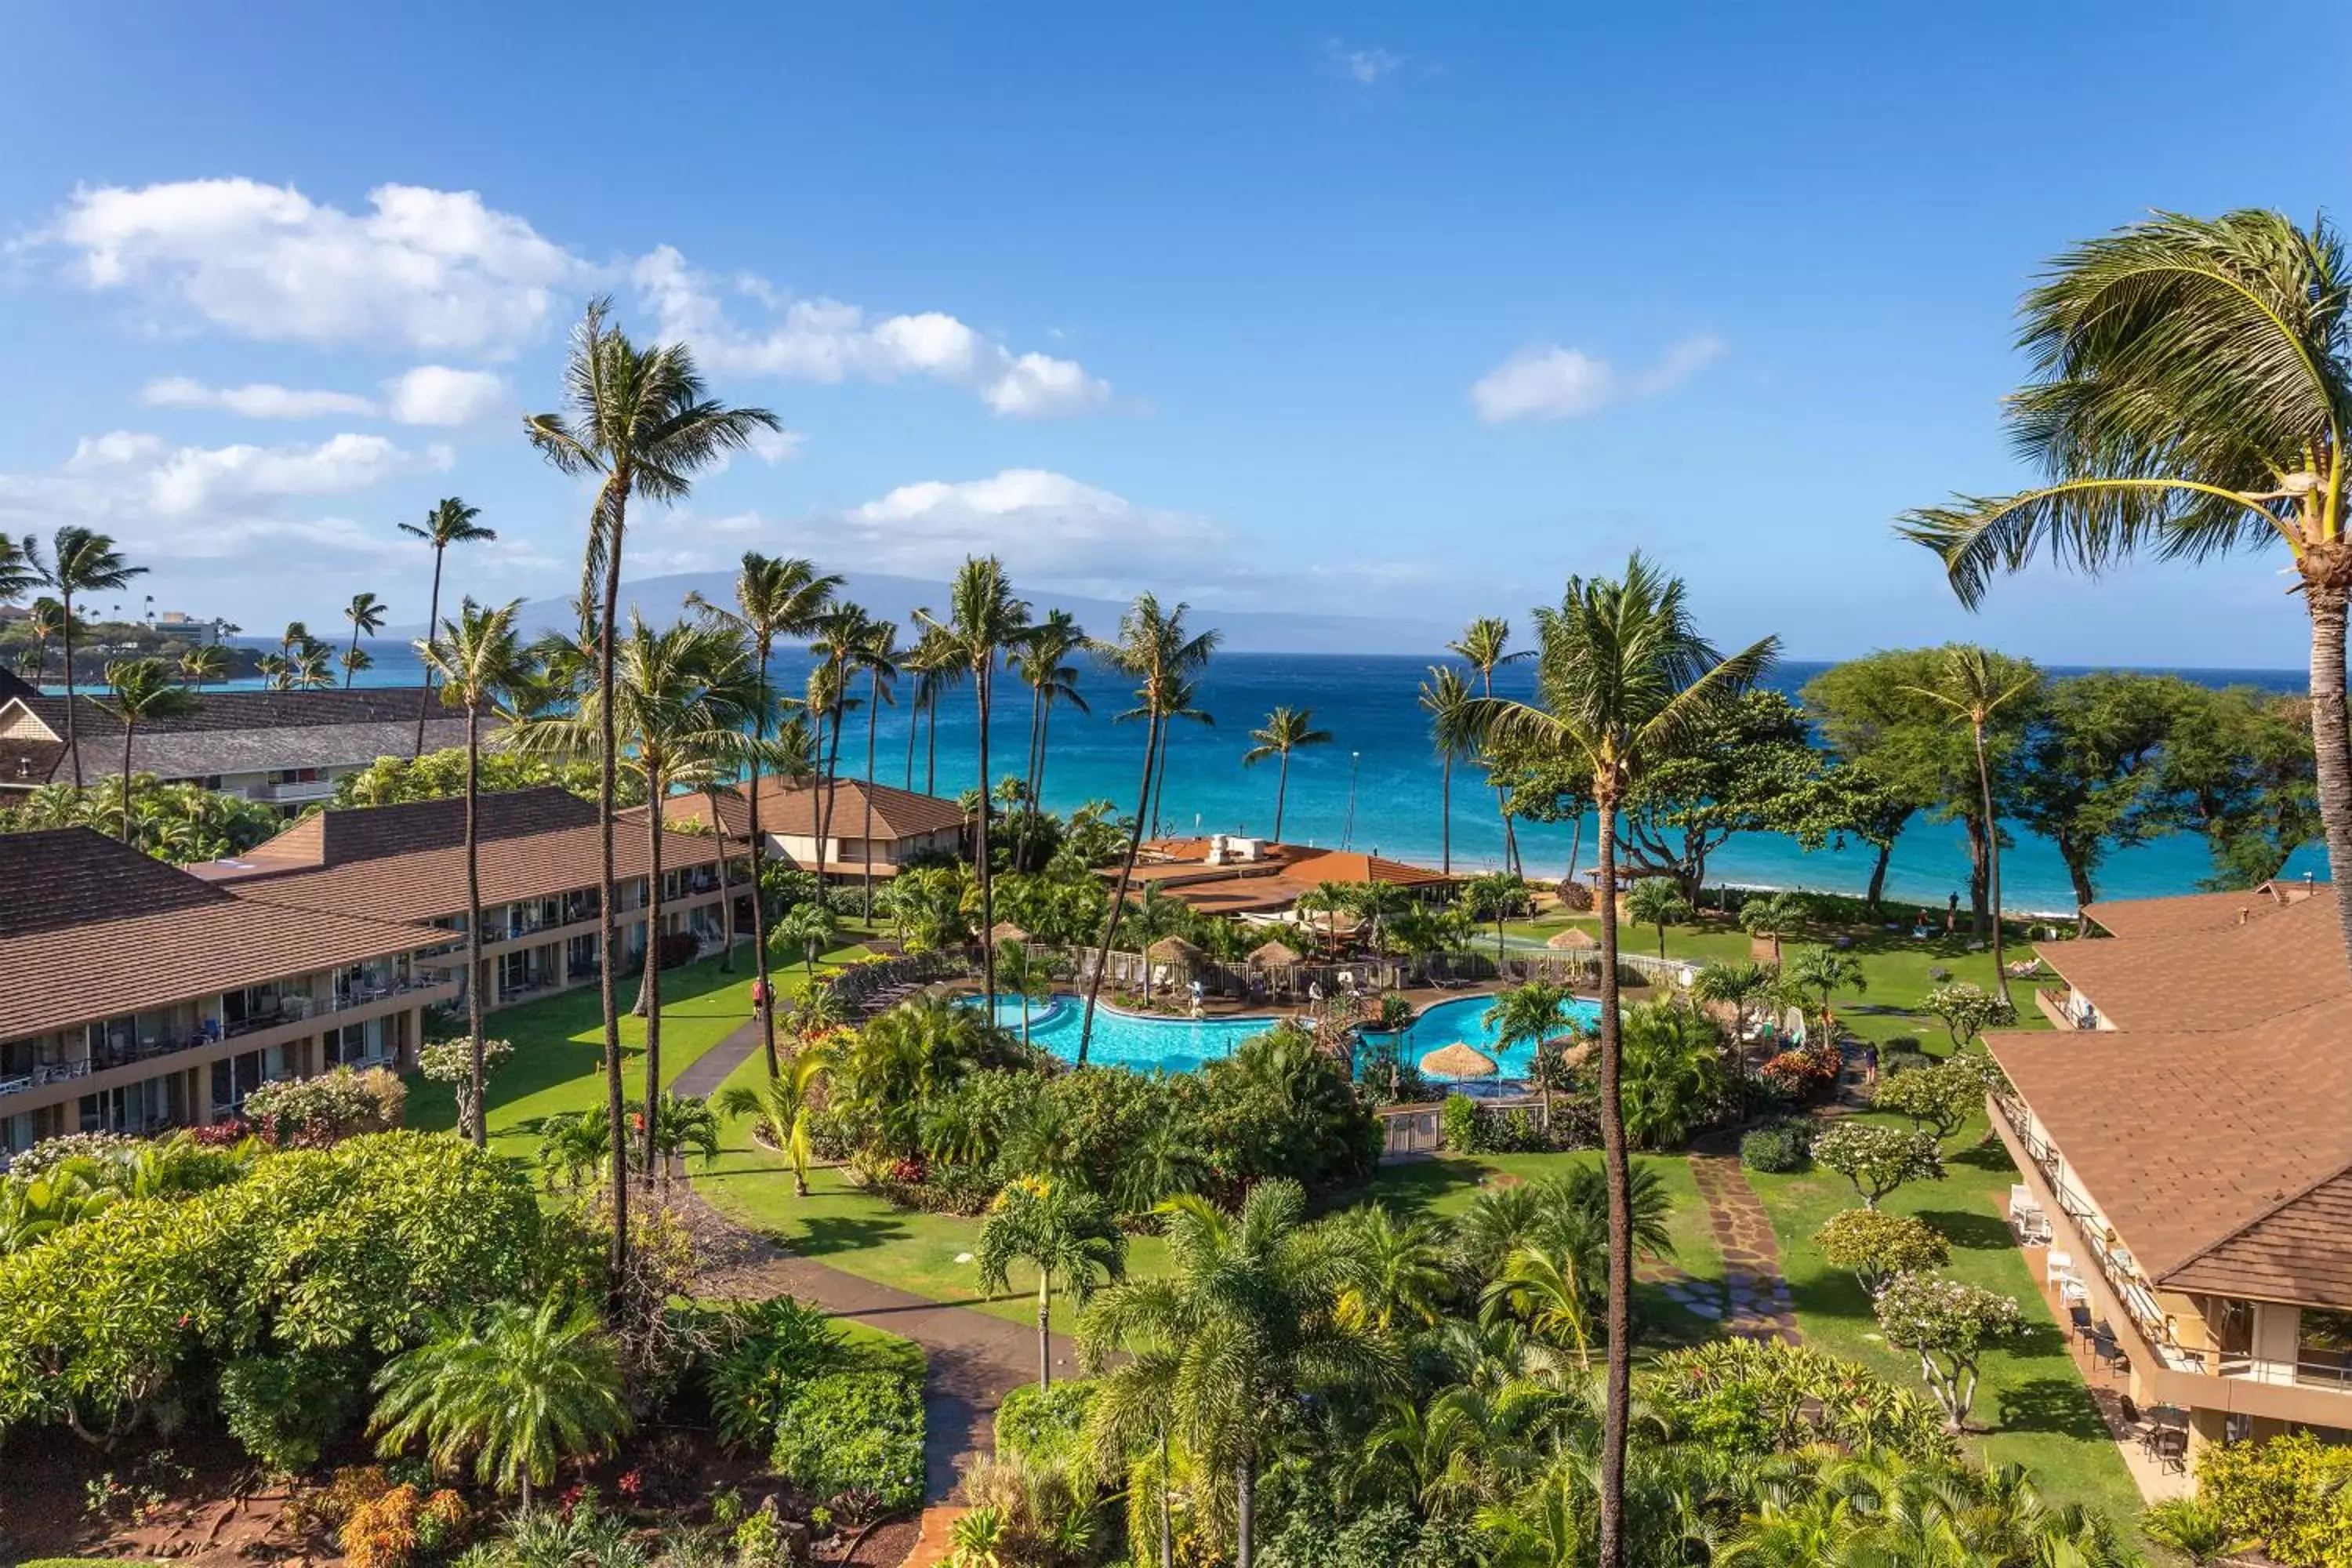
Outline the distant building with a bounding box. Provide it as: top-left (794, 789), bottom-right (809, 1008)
top-left (651, 775), bottom-right (968, 880)
top-left (1114, 834), bottom-right (1454, 917)
top-left (0, 680), bottom-right (466, 811)
top-left (1987, 877), bottom-right (2350, 1458)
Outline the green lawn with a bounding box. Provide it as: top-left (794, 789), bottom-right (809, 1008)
top-left (1746, 1102), bottom-right (2147, 1528)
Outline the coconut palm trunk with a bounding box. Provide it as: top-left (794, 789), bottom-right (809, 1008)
top-left (60, 586), bottom-right (82, 788)
top-left (973, 658), bottom-right (998, 1001)
top-left (1973, 713), bottom-right (2012, 1007)
top-left (463, 699), bottom-right (488, 1147)
top-left (862, 666), bottom-right (885, 920)
top-left (1439, 750), bottom-right (1452, 876)
top-left (749, 664), bottom-right (779, 1077)
top-left (416, 543), bottom-right (448, 754)
top-left (1593, 789), bottom-right (1634, 1568)
top-left (597, 525), bottom-right (628, 1266)
top-left (1272, 749), bottom-right (1290, 841)
top-left (1081, 713), bottom-right (1161, 1062)
top-left (2313, 583), bottom-right (2352, 964)
top-left (639, 760), bottom-right (666, 1176)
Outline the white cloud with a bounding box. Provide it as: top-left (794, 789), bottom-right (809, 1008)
top-left (1331, 43), bottom-right (1406, 84)
top-left (1471, 333), bottom-right (1726, 423)
top-left (633, 246), bottom-right (1112, 419)
top-left (381, 365), bottom-right (509, 426)
top-left (42, 179), bottom-right (597, 355)
top-left (140, 376), bottom-right (377, 419)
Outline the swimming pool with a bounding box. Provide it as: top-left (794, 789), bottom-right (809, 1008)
top-left (1358, 993), bottom-right (1602, 1083)
top-left (967, 993), bottom-right (1283, 1073)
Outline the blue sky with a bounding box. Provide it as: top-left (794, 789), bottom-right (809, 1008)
top-left (0, 2), bottom-right (2341, 665)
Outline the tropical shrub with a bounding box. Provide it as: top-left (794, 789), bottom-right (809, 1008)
top-left (1642, 1339), bottom-right (1955, 1462)
top-left (1756, 1040), bottom-right (1842, 1102)
top-left (1920, 982), bottom-right (2016, 1049)
top-left (2195, 1431), bottom-right (2352, 1568)
top-left (1871, 1058), bottom-right (1982, 1142)
top-left (339, 1483), bottom-right (469, 1568)
top-left (220, 1347), bottom-right (368, 1474)
top-left (1814, 1209), bottom-right (1951, 1294)
top-left (1440, 1093), bottom-right (1485, 1155)
top-left (700, 1295), bottom-right (851, 1454)
top-left (770, 1369), bottom-right (926, 1511)
top-left (243, 1066), bottom-right (406, 1145)
top-left (9, 1131), bottom-right (137, 1176)
top-left (1811, 1122), bottom-right (1944, 1208)
top-left (1619, 1000), bottom-right (1726, 1148)
top-left (1739, 1120), bottom-right (1811, 1174)
top-left (1871, 1272), bottom-right (2025, 1430)
top-left (995, 1379), bottom-right (1098, 1469)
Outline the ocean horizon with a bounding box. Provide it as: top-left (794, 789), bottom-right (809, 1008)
top-left (147, 639), bottom-right (2328, 915)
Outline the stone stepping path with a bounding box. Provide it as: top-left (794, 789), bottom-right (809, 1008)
top-left (1686, 1149), bottom-right (1801, 1345)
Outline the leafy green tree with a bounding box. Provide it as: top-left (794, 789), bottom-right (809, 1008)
top-left (418, 1036), bottom-right (516, 1149)
top-left (1419, 663), bottom-right (1478, 877)
top-left (1080, 594), bottom-right (1218, 1062)
top-left (1076, 1180), bottom-right (1394, 1568)
top-left (95, 659), bottom-right (199, 844)
top-left (371, 1298), bottom-right (630, 1506)
top-left (1897, 209), bottom-right (2352, 976)
top-left (1479, 1247), bottom-right (1595, 1368)
top-left (771, 900), bottom-right (837, 984)
top-left (1691, 960), bottom-right (1776, 1111)
top-left (1622, 880), bottom-right (1690, 960)
top-left (976, 1176), bottom-right (1127, 1389)
top-left (1462, 869), bottom-right (1530, 964)
top-left (1873, 1058), bottom-right (1981, 1143)
top-left (1813, 1209), bottom-right (1951, 1294)
top-left (2011, 672), bottom-right (2178, 916)
top-left (416, 597), bottom-right (528, 1146)
top-left (835, 997), bottom-right (999, 1160)
top-left (527, 295), bottom-right (779, 1290)
top-left (398, 499), bottom-right (499, 755)
top-left (917, 558), bottom-right (1033, 1006)
top-left (995, 939), bottom-right (1054, 1045)
top-left (1243, 704), bottom-right (1333, 843)
top-left (1918, 982), bottom-right (2013, 1050)
top-left (1780, 945), bottom-right (1866, 1049)
top-left (176, 642), bottom-right (228, 687)
top-left (2151, 682), bottom-right (2324, 890)
top-left (1466, 553), bottom-right (1773, 1568)
top-left (30, 527), bottom-right (147, 789)
top-left (2138, 1499), bottom-right (2251, 1567)
top-left (1900, 647), bottom-right (2044, 1002)
top-left (1871, 1272), bottom-right (2024, 1429)
top-left (1811, 1122), bottom-right (1944, 1209)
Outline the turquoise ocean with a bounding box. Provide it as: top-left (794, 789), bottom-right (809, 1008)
top-left (216, 641), bottom-right (2325, 915)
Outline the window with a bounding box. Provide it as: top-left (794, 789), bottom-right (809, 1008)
top-left (267, 767), bottom-right (325, 786)
top-left (2301, 1308), bottom-right (2352, 1375)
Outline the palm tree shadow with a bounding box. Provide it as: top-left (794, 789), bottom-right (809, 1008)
top-left (1994, 1374), bottom-right (2114, 1442)
top-left (791, 1213), bottom-right (916, 1257)
top-left (1913, 1207), bottom-right (2016, 1251)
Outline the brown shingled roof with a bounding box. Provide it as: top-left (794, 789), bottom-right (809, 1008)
top-left (2082, 879), bottom-right (2330, 942)
top-left (196, 787), bottom-right (721, 924)
top-left (0, 827), bottom-right (444, 1039)
top-left (659, 777), bottom-right (967, 843)
top-left (1, 688), bottom-right (469, 785)
top-left (2034, 890), bottom-right (2341, 1030)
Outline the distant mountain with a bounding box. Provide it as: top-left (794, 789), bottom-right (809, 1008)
top-left (399, 569), bottom-right (1453, 655)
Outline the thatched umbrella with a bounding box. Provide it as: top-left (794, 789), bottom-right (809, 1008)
top-left (1548, 1036), bottom-right (1595, 1069)
top-left (1247, 938), bottom-right (1304, 967)
top-left (1146, 935), bottom-right (1205, 965)
top-left (1545, 927), bottom-right (1599, 951)
top-left (988, 920), bottom-right (1032, 945)
top-left (1419, 1041), bottom-right (1500, 1080)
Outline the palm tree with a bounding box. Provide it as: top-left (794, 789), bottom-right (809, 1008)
top-left (340, 591), bottom-right (388, 687)
top-left (848, 615), bottom-right (902, 920)
top-left (1484, 982), bottom-right (1573, 1131)
top-left (515, 615), bottom-right (753, 1174)
top-left (289, 645), bottom-right (335, 689)
top-left (688, 554), bottom-right (840, 1076)
top-left (1466, 554), bottom-right (1774, 1568)
top-left (976, 1175), bottom-right (1127, 1389)
top-left (716, 1043), bottom-right (830, 1197)
top-left (1450, 618), bottom-right (1532, 874)
top-left (904, 618), bottom-right (964, 794)
top-left (96, 659), bottom-right (198, 842)
top-left (1011, 609), bottom-right (1089, 866)
top-left (1690, 959), bottom-right (1776, 1114)
top-left (1078, 595), bottom-right (1219, 1061)
top-left (996, 938), bottom-right (1054, 1044)
top-left (1419, 666), bottom-right (1475, 875)
top-left (1899, 211), bottom-right (2352, 974)
top-left (1624, 879), bottom-right (1691, 960)
top-left (370, 1298), bottom-right (630, 1508)
top-left (339, 645), bottom-right (375, 685)
top-left (1340, 1206), bottom-right (1450, 1334)
top-left (1241, 706), bottom-right (1332, 842)
top-left (771, 899), bottom-right (836, 984)
top-left (175, 643), bottom-right (227, 688)
top-left (1900, 646), bottom-right (2039, 1004)
top-left (19, 597), bottom-right (64, 683)
top-left (1146, 674), bottom-right (1214, 840)
top-left (400, 499), bottom-right (499, 754)
top-left (416, 597), bottom-right (528, 1147)
top-left (32, 528), bottom-right (146, 789)
top-left (1077, 1181), bottom-right (1395, 1568)
top-left (916, 559), bottom-right (1032, 1009)
top-left (1464, 869), bottom-right (1529, 965)
top-left (525, 296), bottom-right (778, 1282)
top-left (1618, 1001), bottom-right (1724, 1149)
top-left (0, 534), bottom-right (34, 605)
top-left (1782, 945), bottom-right (1867, 1052)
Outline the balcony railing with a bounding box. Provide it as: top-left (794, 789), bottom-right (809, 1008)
top-left (2218, 1353), bottom-right (2352, 1392)
top-left (0, 1058), bottom-right (93, 1098)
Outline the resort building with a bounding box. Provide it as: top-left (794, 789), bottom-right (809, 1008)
top-left (652, 775), bottom-right (967, 880)
top-left (0, 675), bottom-right (467, 810)
top-left (186, 787), bottom-right (748, 1009)
top-left (1115, 834), bottom-right (1456, 918)
top-left (0, 826), bottom-right (455, 1158)
top-left (1985, 878), bottom-right (2352, 1457)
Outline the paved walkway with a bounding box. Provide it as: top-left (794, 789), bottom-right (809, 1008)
top-left (1686, 1143), bottom-right (1802, 1345)
top-left (671, 1012), bottom-right (770, 1099)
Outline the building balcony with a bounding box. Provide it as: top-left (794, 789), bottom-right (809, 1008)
top-left (0, 1057), bottom-right (93, 1100)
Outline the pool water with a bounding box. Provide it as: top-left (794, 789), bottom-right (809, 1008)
top-left (969, 993), bottom-right (1283, 1073)
top-left (1358, 993), bottom-right (1602, 1083)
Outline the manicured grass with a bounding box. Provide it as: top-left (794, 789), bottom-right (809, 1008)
top-left (1745, 1102), bottom-right (2146, 1527)
top-left (837, 1315), bottom-right (928, 1380)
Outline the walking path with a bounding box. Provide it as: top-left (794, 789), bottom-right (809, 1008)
top-left (671, 1012), bottom-right (770, 1099)
top-left (1685, 1141), bottom-right (1802, 1345)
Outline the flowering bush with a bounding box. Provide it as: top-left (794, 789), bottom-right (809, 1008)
top-left (243, 1066), bottom-right (405, 1146)
top-left (1812, 1121), bottom-right (1944, 1208)
top-left (1872, 1271), bottom-right (2024, 1430)
top-left (9, 1131), bottom-right (136, 1176)
top-left (1758, 1041), bottom-right (1842, 1101)
top-left (2196, 1430), bottom-right (2352, 1568)
top-left (1815, 1208), bottom-right (1951, 1294)
top-left (339, 1482), bottom-right (468, 1568)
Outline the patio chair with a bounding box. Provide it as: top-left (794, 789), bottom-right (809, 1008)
top-left (2045, 1248), bottom-right (2074, 1284)
top-left (2068, 1305), bottom-right (2092, 1343)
